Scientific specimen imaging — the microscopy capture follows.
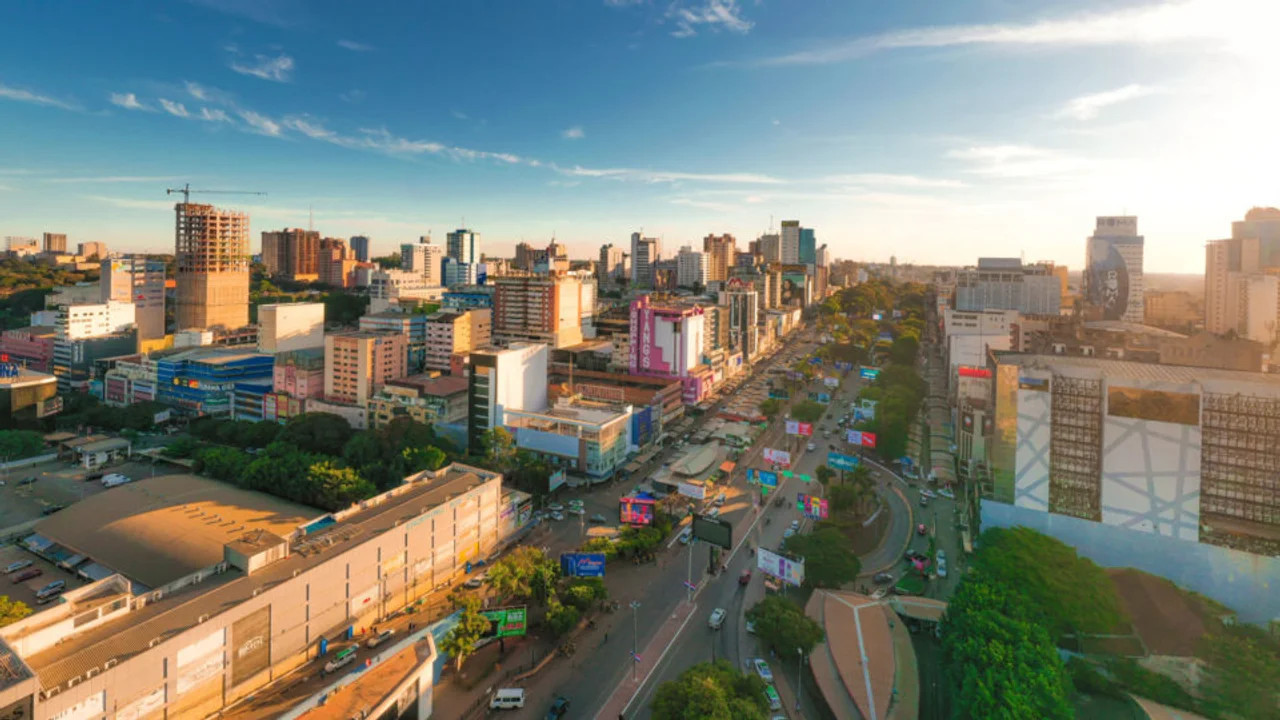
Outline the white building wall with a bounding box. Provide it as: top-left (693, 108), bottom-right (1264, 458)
top-left (258, 303), bottom-right (325, 353)
top-left (1013, 385), bottom-right (1052, 511)
top-left (1100, 415), bottom-right (1202, 541)
top-left (493, 343), bottom-right (549, 425)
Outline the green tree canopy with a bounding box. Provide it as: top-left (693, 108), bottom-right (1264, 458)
top-left (0, 430), bottom-right (45, 459)
top-left (790, 400), bottom-right (825, 424)
top-left (1200, 630), bottom-right (1280, 720)
top-left (280, 413), bottom-right (354, 455)
top-left (441, 595), bottom-right (490, 672)
top-left (758, 398), bottom-right (783, 419)
top-left (0, 595), bottom-right (32, 628)
top-left (651, 660), bottom-right (769, 720)
top-left (782, 526), bottom-right (861, 588)
top-left (745, 595), bottom-right (825, 657)
top-left (485, 546), bottom-right (559, 603)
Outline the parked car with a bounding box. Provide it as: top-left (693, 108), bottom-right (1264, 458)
top-left (904, 550), bottom-right (928, 563)
top-left (753, 658), bottom-right (774, 683)
top-left (765, 685), bottom-right (782, 711)
top-left (550, 512), bottom-right (565, 521)
top-left (873, 572), bottom-right (895, 584)
top-left (324, 647), bottom-right (358, 673)
top-left (102, 473), bottom-right (132, 488)
top-left (547, 503), bottom-right (564, 512)
top-left (919, 496), bottom-right (929, 507)
top-left (84, 471), bottom-right (104, 481)
top-left (806, 442), bottom-right (816, 451)
top-left (938, 488), bottom-right (955, 499)
top-left (936, 559), bottom-right (948, 578)
top-left (464, 576), bottom-right (484, 589)
top-left (708, 608), bottom-right (726, 629)
top-left (738, 569), bottom-right (752, 586)
top-left (41, 505), bottom-right (65, 516)
top-left (35, 580), bottom-right (65, 603)
top-left (783, 528), bottom-right (795, 539)
top-left (589, 513), bottom-right (608, 524)
top-left (567, 507), bottom-right (585, 516)
top-left (545, 696), bottom-right (570, 719)
top-left (16, 476), bottom-right (36, 486)
top-left (746, 619), bottom-right (756, 634)
top-left (917, 523), bottom-right (927, 535)
top-left (10, 568), bottom-right (41, 583)
top-left (366, 628), bottom-right (396, 648)
top-left (4, 560), bottom-right (32, 574)
top-left (790, 520), bottom-right (800, 532)
top-left (679, 527), bottom-right (692, 545)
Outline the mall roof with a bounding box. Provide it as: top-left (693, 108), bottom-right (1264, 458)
top-left (806, 590), bottom-right (915, 720)
top-left (996, 352), bottom-right (1280, 386)
top-left (34, 474), bottom-right (320, 588)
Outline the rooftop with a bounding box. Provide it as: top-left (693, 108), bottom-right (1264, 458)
top-left (17, 465), bottom-right (496, 694)
top-left (292, 636), bottom-right (435, 720)
top-left (0, 367), bottom-right (58, 388)
top-left (1081, 320), bottom-right (1187, 339)
top-left (386, 373), bottom-right (469, 397)
top-left (161, 347), bottom-right (269, 366)
top-left (996, 351), bottom-right (1280, 387)
top-left (33, 474), bottom-right (320, 588)
top-left (806, 590), bottom-right (914, 720)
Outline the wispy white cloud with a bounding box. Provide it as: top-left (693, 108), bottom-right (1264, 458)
top-left (47, 175), bottom-right (178, 184)
top-left (947, 144), bottom-right (1092, 178)
top-left (604, 0), bottom-right (644, 6)
top-left (229, 52), bottom-right (295, 82)
top-left (671, 197), bottom-right (740, 212)
top-left (109, 92), bottom-right (150, 111)
top-left (560, 165), bottom-right (782, 184)
top-left (562, 126), bottom-right (585, 140)
top-left (337, 39), bottom-right (373, 52)
top-left (239, 110), bottom-right (283, 136)
top-left (83, 195), bottom-right (174, 211)
top-left (1055, 84), bottom-right (1157, 120)
top-left (823, 173), bottom-right (966, 189)
top-left (339, 89), bottom-right (365, 104)
top-left (668, 0), bottom-right (752, 38)
top-left (281, 117), bottom-right (526, 164)
top-left (158, 99), bottom-right (190, 117)
top-left (0, 82), bottom-right (77, 111)
top-left (199, 107), bottom-right (232, 123)
top-left (727, 0), bottom-right (1255, 67)
top-left (451, 109), bottom-right (469, 120)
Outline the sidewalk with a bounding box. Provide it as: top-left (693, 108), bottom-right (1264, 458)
top-left (598, 601), bottom-right (697, 718)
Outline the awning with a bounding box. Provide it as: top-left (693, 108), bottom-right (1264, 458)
top-left (718, 461), bottom-right (736, 473)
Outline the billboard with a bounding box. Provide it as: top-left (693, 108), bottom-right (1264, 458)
top-left (548, 469), bottom-right (567, 492)
top-left (620, 496), bottom-right (656, 525)
top-left (152, 408), bottom-right (172, 425)
top-left (846, 430), bottom-right (877, 448)
top-left (957, 366), bottom-right (992, 379)
top-left (678, 481), bottom-right (707, 500)
top-left (1086, 235), bottom-right (1133, 320)
top-left (768, 388), bottom-right (791, 399)
top-left (796, 493), bottom-right (829, 520)
top-left (230, 606), bottom-right (271, 687)
top-left (816, 393), bottom-right (831, 404)
top-left (757, 547), bottom-right (805, 586)
top-left (560, 552), bottom-right (606, 578)
top-left (859, 366), bottom-right (880, 380)
top-left (692, 513), bottom-right (733, 549)
top-left (828, 452), bottom-right (860, 471)
top-left (824, 377), bottom-right (839, 388)
top-left (785, 420), bottom-right (813, 436)
top-left (763, 448), bottom-right (791, 466)
top-left (480, 606), bottom-right (528, 638)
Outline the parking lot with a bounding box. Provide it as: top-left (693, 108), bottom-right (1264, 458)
top-left (0, 543), bottom-right (86, 608)
top-left (0, 455), bottom-right (186, 532)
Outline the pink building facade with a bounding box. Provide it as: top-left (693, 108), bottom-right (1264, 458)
top-left (0, 327), bottom-right (56, 372)
top-left (628, 295), bottom-right (712, 404)
top-left (273, 348), bottom-right (325, 399)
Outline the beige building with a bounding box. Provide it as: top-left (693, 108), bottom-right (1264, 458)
top-left (258, 302), bottom-right (325, 354)
top-left (324, 330), bottom-right (407, 407)
top-left (76, 242), bottom-right (107, 260)
top-left (424, 309), bottom-right (491, 372)
top-left (42, 232), bottom-right (66, 253)
top-left (175, 203), bottom-right (250, 331)
top-left (261, 228), bottom-right (320, 282)
top-left (369, 374), bottom-right (469, 428)
top-left (703, 233), bottom-right (735, 283)
top-left (492, 274), bottom-right (585, 348)
top-left (0, 465), bottom-right (507, 720)
top-left (1144, 289), bottom-right (1200, 331)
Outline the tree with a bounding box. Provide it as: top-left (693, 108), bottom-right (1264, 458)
top-left (403, 445), bottom-right (448, 472)
top-left (485, 546), bottom-right (559, 603)
top-left (372, 253), bottom-right (401, 269)
top-left (545, 596), bottom-right (580, 637)
top-left (745, 595), bottom-right (824, 657)
top-left (1200, 631), bottom-right (1280, 720)
top-left (758, 398), bottom-right (783, 419)
top-left (280, 413), bottom-right (353, 455)
top-left (651, 660), bottom-right (769, 720)
top-left (782, 527), bottom-right (861, 588)
top-left (480, 427), bottom-right (517, 470)
top-left (0, 430), bottom-right (45, 460)
top-left (941, 571), bottom-right (1073, 720)
top-left (0, 595), bottom-right (32, 628)
top-left (305, 461), bottom-right (377, 510)
top-left (815, 464), bottom-right (834, 486)
top-left (790, 400), bottom-right (825, 424)
top-left (441, 595), bottom-right (490, 672)
top-left (322, 292), bottom-right (369, 326)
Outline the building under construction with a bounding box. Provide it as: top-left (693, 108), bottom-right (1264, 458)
top-left (174, 202), bottom-right (249, 331)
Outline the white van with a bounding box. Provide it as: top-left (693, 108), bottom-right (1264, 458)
top-left (323, 647), bottom-right (358, 673)
top-left (101, 473), bottom-right (132, 488)
top-left (489, 688), bottom-right (526, 710)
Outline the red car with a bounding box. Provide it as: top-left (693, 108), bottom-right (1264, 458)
top-left (738, 569), bottom-right (752, 586)
top-left (917, 524), bottom-right (927, 535)
top-left (11, 567), bottom-right (42, 583)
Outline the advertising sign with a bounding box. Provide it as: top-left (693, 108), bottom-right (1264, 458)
top-left (152, 408), bottom-right (172, 425)
top-left (958, 366), bottom-right (992, 379)
top-left (785, 420), bottom-right (813, 436)
top-left (846, 430), bottom-right (877, 448)
top-left (834, 361), bottom-right (853, 371)
top-left (796, 493), bottom-right (829, 520)
top-left (808, 356), bottom-right (823, 365)
top-left (548, 469), bottom-right (567, 492)
top-left (824, 376), bottom-right (839, 388)
top-left (480, 607), bottom-right (528, 638)
top-left (619, 496), bottom-right (656, 525)
top-left (827, 452), bottom-right (860, 471)
top-left (757, 547), bottom-right (805, 586)
top-left (859, 366), bottom-right (881, 380)
top-left (1086, 235), bottom-right (1133, 321)
top-left (560, 552), bottom-right (606, 578)
top-left (816, 393), bottom-right (831, 404)
top-left (677, 481), bottom-right (707, 500)
top-left (768, 388), bottom-right (791, 400)
top-left (758, 470), bottom-right (778, 488)
top-left (230, 606), bottom-right (271, 687)
top-left (692, 513), bottom-right (733, 549)
top-left (762, 448), bottom-right (791, 466)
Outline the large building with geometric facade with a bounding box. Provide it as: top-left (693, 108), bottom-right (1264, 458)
top-left (983, 353), bottom-right (1280, 621)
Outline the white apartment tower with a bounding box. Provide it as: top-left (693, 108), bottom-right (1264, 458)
top-left (1084, 216), bottom-right (1144, 323)
top-left (676, 246), bottom-right (708, 288)
top-left (630, 232), bottom-right (661, 288)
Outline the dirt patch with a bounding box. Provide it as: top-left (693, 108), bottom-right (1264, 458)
top-left (846, 502), bottom-right (890, 556)
top-left (1107, 568), bottom-right (1209, 657)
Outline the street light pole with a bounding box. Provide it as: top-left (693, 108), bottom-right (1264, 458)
top-left (630, 600), bottom-right (641, 682)
top-left (796, 648), bottom-right (804, 710)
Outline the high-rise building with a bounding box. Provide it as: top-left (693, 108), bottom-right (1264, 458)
top-left (424, 308), bottom-right (492, 371)
top-left (546, 241), bottom-right (569, 273)
top-left (323, 330), bottom-right (407, 407)
top-left (5, 237), bottom-right (38, 256)
top-left (261, 228), bottom-right (320, 281)
top-left (318, 237), bottom-right (357, 288)
top-left (780, 220), bottom-right (801, 264)
top-left (955, 258), bottom-right (1062, 316)
top-left (629, 295), bottom-right (711, 403)
top-left (52, 301), bottom-right (138, 391)
top-left (100, 255), bottom-right (166, 340)
top-left (467, 342), bottom-right (549, 452)
top-left (42, 232), bottom-right (66, 253)
top-left (676, 246), bottom-right (708, 288)
top-left (442, 257), bottom-right (477, 286)
top-left (1084, 216), bottom-right (1145, 323)
top-left (359, 311), bottom-right (429, 371)
top-left (703, 234), bottom-right (735, 283)
top-left (757, 233), bottom-right (781, 263)
top-left (799, 228), bottom-right (817, 265)
top-left (598, 243), bottom-right (627, 284)
top-left (1205, 208), bottom-right (1280, 335)
top-left (258, 302), bottom-right (325, 354)
top-left (723, 280), bottom-right (760, 360)
top-left (816, 244), bottom-right (831, 268)
top-left (402, 241), bottom-right (444, 286)
top-left (77, 241), bottom-right (107, 260)
top-left (175, 202), bottom-right (250, 331)
top-left (349, 234), bottom-right (370, 263)
top-left (515, 241), bottom-right (537, 272)
top-left (492, 274), bottom-right (585, 348)
top-left (630, 232), bottom-right (661, 288)
top-left (447, 228), bottom-right (480, 264)
top-left (1222, 273), bottom-right (1280, 345)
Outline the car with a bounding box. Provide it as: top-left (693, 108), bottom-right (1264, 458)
top-left (324, 647), bottom-right (359, 673)
top-left (765, 685), bottom-right (782, 711)
top-left (917, 523), bottom-right (927, 535)
top-left (936, 559), bottom-right (948, 578)
top-left (589, 513), bottom-right (607, 524)
top-left (753, 658), bottom-right (774, 682)
top-left (790, 520), bottom-right (800, 531)
top-left (41, 505), bottom-right (65, 516)
top-left (904, 550), bottom-right (927, 563)
top-left (463, 576), bottom-right (484, 589)
top-left (11, 568), bottom-right (41, 583)
top-left (713, 493), bottom-right (726, 507)
top-left (829, 443), bottom-right (836, 450)
top-left (16, 476), bottom-right (36, 486)
top-left (4, 560), bottom-right (32, 574)
top-left (101, 473), bottom-right (131, 488)
top-left (783, 528), bottom-right (795, 539)
top-left (919, 496), bottom-right (929, 507)
top-left (746, 619), bottom-right (756, 634)
top-left (545, 696), bottom-right (570, 719)
top-left (679, 527), bottom-right (692, 544)
top-left (550, 512), bottom-right (565, 521)
top-left (366, 628), bottom-right (396, 648)
top-left (873, 572), bottom-right (895, 584)
top-left (938, 488), bottom-right (955, 499)
top-left (806, 442), bottom-right (816, 451)
top-left (708, 608), bottom-right (726, 629)
top-left (84, 471), bottom-right (104, 481)
top-left (936, 550), bottom-right (947, 563)
top-left (707, 507), bottom-right (720, 518)
top-left (567, 507), bottom-right (585, 516)
top-left (568, 498), bottom-right (584, 506)
top-left (547, 503), bottom-right (564, 512)
top-left (738, 569), bottom-right (752, 586)
top-left (920, 489), bottom-right (937, 499)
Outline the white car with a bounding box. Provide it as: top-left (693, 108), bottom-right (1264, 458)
top-left (753, 658), bottom-right (774, 683)
top-left (936, 559), bottom-right (948, 578)
top-left (550, 512), bottom-right (565, 521)
top-left (783, 528), bottom-right (796, 539)
top-left (790, 520), bottom-right (800, 532)
top-left (936, 550), bottom-right (947, 563)
top-left (806, 442), bottom-right (816, 451)
top-left (101, 473), bottom-right (131, 488)
top-left (567, 507), bottom-right (585, 516)
top-left (938, 488), bottom-right (955, 499)
top-left (745, 619), bottom-right (756, 634)
top-left (548, 503), bottom-right (564, 512)
top-left (708, 608), bottom-right (726, 630)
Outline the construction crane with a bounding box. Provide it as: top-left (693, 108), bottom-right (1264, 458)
top-left (165, 183), bottom-right (267, 204)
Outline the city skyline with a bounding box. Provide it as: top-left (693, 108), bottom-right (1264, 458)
top-left (0, 0), bottom-right (1273, 271)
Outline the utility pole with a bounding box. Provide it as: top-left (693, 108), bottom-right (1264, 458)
top-left (796, 648), bottom-right (804, 710)
top-left (630, 600), bottom-right (642, 682)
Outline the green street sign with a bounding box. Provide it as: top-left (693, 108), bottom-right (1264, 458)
top-left (781, 470), bottom-right (794, 478)
top-left (796, 474), bottom-right (811, 483)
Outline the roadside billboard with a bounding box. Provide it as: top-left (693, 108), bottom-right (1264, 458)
top-left (785, 420), bottom-right (813, 436)
top-left (816, 393), bottom-right (831, 404)
top-left (560, 552), bottom-right (606, 578)
top-left (846, 430), bottom-right (877, 448)
top-left (763, 448), bottom-right (791, 466)
top-left (823, 377), bottom-right (839, 388)
top-left (619, 496), bottom-right (656, 525)
top-left (796, 493), bottom-right (829, 520)
top-left (757, 547), bottom-right (805, 586)
top-left (692, 513), bottom-right (733, 549)
top-left (480, 607), bottom-right (528, 638)
top-left (859, 366), bottom-right (880, 380)
top-left (827, 452), bottom-right (860, 471)
top-left (677, 481), bottom-right (707, 500)
top-left (548, 469), bottom-right (567, 492)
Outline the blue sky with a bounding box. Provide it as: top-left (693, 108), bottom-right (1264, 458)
top-left (0, 0), bottom-right (1274, 272)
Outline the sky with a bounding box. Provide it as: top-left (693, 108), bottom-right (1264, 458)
top-left (0, 0), bottom-right (1276, 272)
